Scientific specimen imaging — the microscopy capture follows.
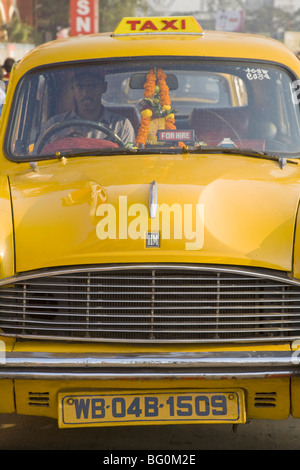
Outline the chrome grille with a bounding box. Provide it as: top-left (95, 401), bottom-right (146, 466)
top-left (0, 265), bottom-right (300, 343)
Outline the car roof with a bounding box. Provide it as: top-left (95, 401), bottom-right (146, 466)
top-left (11, 17), bottom-right (300, 80)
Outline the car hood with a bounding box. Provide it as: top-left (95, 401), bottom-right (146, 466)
top-left (9, 153), bottom-right (300, 273)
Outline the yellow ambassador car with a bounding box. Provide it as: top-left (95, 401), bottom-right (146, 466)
top-left (2, 16), bottom-right (300, 428)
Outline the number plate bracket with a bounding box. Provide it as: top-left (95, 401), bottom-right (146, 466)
top-left (58, 389), bottom-right (246, 428)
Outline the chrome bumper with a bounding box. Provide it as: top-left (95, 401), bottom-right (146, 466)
top-left (0, 350), bottom-right (300, 380)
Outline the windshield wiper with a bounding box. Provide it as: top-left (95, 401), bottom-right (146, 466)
top-left (187, 146), bottom-right (300, 168)
top-left (34, 145), bottom-right (300, 169)
top-left (39, 147), bottom-right (138, 159)
top-left (41, 146), bottom-right (183, 159)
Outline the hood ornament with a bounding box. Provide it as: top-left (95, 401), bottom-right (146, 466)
top-left (149, 180), bottom-right (158, 218)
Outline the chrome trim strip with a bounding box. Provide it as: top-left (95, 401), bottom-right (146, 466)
top-left (148, 181), bottom-right (158, 219)
top-left (111, 33), bottom-right (204, 37)
top-left (2, 333), bottom-right (300, 344)
top-left (0, 350), bottom-right (298, 379)
top-left (0, 371), bottom-right (292, 380)
top-left (0, 263), bottom-right (299, 287)
top-left (1, 351), bottom-right (295, 367)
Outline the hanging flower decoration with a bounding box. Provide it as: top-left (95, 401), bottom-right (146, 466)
top-left (157, 68), bottom-right (171, 107)
top-left (136, 68), bottom-right (178, 147)
top-left (144, 69), bottom-right (156, 98)
top-left (136, 109), bottom-right (152, 148)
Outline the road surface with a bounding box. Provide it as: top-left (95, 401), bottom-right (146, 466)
top-left (1, 413), bottom-right (300, 450)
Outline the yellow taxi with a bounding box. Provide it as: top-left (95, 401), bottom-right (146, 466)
top-left (1, 16), bottom-right (300, 428)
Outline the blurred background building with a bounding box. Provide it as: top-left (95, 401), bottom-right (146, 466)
top-left (0, 0), bottom-right (36, 62)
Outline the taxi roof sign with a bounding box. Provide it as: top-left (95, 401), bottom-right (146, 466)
top-left (112, 16), bottom-right (203, 36)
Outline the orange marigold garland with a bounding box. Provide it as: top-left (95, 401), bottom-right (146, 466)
top-left (144, 69), bottom-right (156, 98)
top-left (136, 109), bottom-right (152, 147)
top-left (157, 68), bottom-right (171, 107)
top-left (136, 68), bottom-right (178, 147)
top-left (165, 114), bottom-right (176, 130)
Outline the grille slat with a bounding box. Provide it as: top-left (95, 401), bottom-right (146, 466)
top-left (2, 310), bottom-right (300, 318)
top-left (2, 298), bottom-right (300, 306)
top-left (2, 289), bottom-right (299, 296)
top-left (1, 266), bottom-right (300, 343)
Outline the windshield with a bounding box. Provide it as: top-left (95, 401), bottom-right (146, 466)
top-left (6, 59), bottom-right (300, 159)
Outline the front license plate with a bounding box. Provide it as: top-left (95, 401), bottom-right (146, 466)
top-left (58, 389), bottom-right (246, 428)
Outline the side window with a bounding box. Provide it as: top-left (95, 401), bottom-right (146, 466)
top-left (27, 75), bottom-right (50, 152)
top-left (170, 72), bottom-right (232, 114)
top-left (10, 79), bottom-right (39, 155)
top-left (10, 73), bottom-right (59, 155)
top-left (230, 76), bottom-right (248, 106)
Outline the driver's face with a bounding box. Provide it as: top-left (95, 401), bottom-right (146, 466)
top-left (72, 77), bottom-right (104, 118)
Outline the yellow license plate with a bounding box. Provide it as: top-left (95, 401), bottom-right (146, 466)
top-left (58, 389), bottom-right (246, 428)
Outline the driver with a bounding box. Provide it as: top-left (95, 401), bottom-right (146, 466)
top-left (35, 69), bottom-right (135, 151)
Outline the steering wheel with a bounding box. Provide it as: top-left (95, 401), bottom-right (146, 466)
top-left (36, 119), bottom-right (125, 153)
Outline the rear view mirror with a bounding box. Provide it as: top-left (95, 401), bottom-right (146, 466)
top-left (129, 72), bottom-right (178, 90)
